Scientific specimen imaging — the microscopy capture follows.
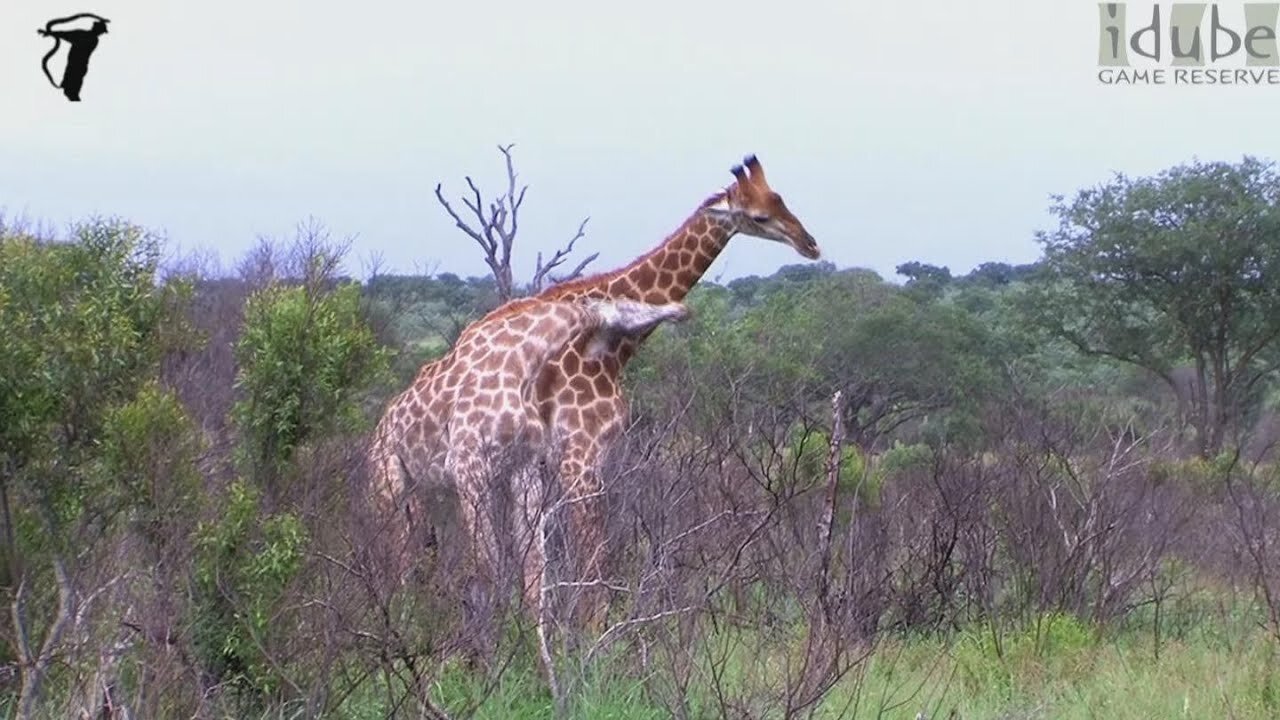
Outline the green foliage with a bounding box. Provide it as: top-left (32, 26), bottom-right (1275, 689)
top-left (364, 271), bottom-right (497, 361)
top-left (198, 248), bottom-right (389, 702)
top-left (896, 260), bottom-right (953, 301)
top-left (329, 610), bottom-right (1280, 720)
top-left (624, 284), bottom-right (753, 428)
top-left (0, 218), bottom-right (195, 714)
top-left (630, 267), bottom-right (1005, 453)
top-left (0, 220), bottom-right (178, 469)
top-left (0, 219), bottom-right (190, 553)
top-left (741, 269), bottom-right (1001, 445)
top-left (1030, 155), bottom-right (1280, 456)
top-left (192, 480), bottom-right (308, 699)
top-left (877, 441), bottom-right (933, 478)
top-left (233, 277), bottom-right (390, 488)
top-left (96, 380), bottom-right (203, 549)
top-left (951, 612), bottom-right (1095, 703)
top-left (785, 427), bottom-right (877, 505)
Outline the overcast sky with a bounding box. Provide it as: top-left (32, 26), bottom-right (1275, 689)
top-left (3, 1), bottom-right (1278, 283)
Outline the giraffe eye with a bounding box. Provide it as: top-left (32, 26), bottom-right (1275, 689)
top-left (750, 214), bottom-right (769, 224)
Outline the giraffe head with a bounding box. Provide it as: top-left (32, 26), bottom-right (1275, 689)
top-left (705, 154), bottom-right (820, 260)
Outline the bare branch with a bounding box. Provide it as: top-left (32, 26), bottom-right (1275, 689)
top-left (15, 558), bottom-right (77, 719)
top-left (585, 605), bottom-right (699, 665)
top-left (433, 143), bottom-right (597, 302)
top-left (531, 216), bottom-right (598, 293)
top-left (818, 390), bottom-right (845, 613)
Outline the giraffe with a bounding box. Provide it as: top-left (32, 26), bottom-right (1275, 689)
top-left (526, 154), bottom-right (821, 629)
top-left (367, 295), bottom-right (690, 620)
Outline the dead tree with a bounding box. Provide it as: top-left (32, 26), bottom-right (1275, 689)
top-left (434, 144), bottom-right (598, 303)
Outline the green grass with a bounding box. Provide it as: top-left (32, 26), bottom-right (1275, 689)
top-left (845, 615), bottom-right (1280, 719)
top-left (15, 591), bottom-right (1276, 718)
top-left (319, 603), bottom-right (1280, 719)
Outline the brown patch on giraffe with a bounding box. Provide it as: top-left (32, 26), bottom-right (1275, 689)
top-left (569, 375), bottom-right (593, 396)
top-left (503, 354), bottom-right (525, 376)
top-left (561, 350), bottom-right (581, 376)
top-left (592, 374), bottom-right (613, 396)
top-left (494, 414), bottom-right (516, 439)
top-left (607, 278), bottom-right (633, 296)
top-left (539, 370), bottom-right (567, 401)
top-left (530, 317), bottom-right (562, 338)
top-left (607, 351), bottom-right (627, 372)
top-left (492, 330), bottom-right (520, 347)
top-left (579, 404), bottom-right (605, 433)
top-left (675, 268), bottom-right (700, 288)
top-left (504, 314), bottom-right (534, 332)
top-left (630, 264), bottom-right (658, 289)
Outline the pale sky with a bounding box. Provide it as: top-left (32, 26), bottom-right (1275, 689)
top-left (2, 1), bottom-right (1278, 283)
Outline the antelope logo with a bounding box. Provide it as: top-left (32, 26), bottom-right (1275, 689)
top-left (38, 13), bottom-right (111, 102)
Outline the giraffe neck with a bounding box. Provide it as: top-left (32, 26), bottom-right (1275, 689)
top-left (541, 207), bottom-right (737, 304)
top-left (529, 203), bottom-right (737, 377)
top-left (613, 210), bottom-right (736, 302)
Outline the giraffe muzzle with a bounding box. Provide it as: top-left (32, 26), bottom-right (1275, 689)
top-left (796, 234), bottom-right (821, 260)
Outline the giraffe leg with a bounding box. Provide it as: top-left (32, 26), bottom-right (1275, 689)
top-left (368, 440), bottom-right (417, 583)
top-left (509, 461), bottom-right (561, 683)
top-left (446, 444), bottom-right (504, 661)
top-left (559, 442), bottom-right (611, 634)
top-left (510, 463), bottom-right (548, 619)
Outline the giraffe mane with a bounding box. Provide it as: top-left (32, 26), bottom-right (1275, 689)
top-left (470, 295), bottom-right (555, 327)
top-left (697, 189), bottom-right (730, 209)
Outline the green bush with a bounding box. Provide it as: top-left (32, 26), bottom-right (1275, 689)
top-left (192, 480), bottom-right (307, 699)
top-left (192, 251), bottom-right (389, 703)
top-left (233, 276), bottom-right (390, 490)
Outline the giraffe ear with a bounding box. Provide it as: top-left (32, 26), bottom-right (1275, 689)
top-left (743, 154), bottom-right (769, 189)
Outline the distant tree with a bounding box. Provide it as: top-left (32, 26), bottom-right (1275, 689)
top-left (1030, 156), bottom-right (1280, 457)
top-left (896, 261), bottom-right (952, 285)
top-left (434, 143), bottom-right (599, 303)
top-left (668, 270), bottom-right (997, 450)
top-left (961, 261), bottom-right (1040, 287)
top-left (896, 261), bottom-right (953, 300)
top-left (773, 261), bottom-right (837, 285)
top-left (727, 274), bottom-right (768, 306)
